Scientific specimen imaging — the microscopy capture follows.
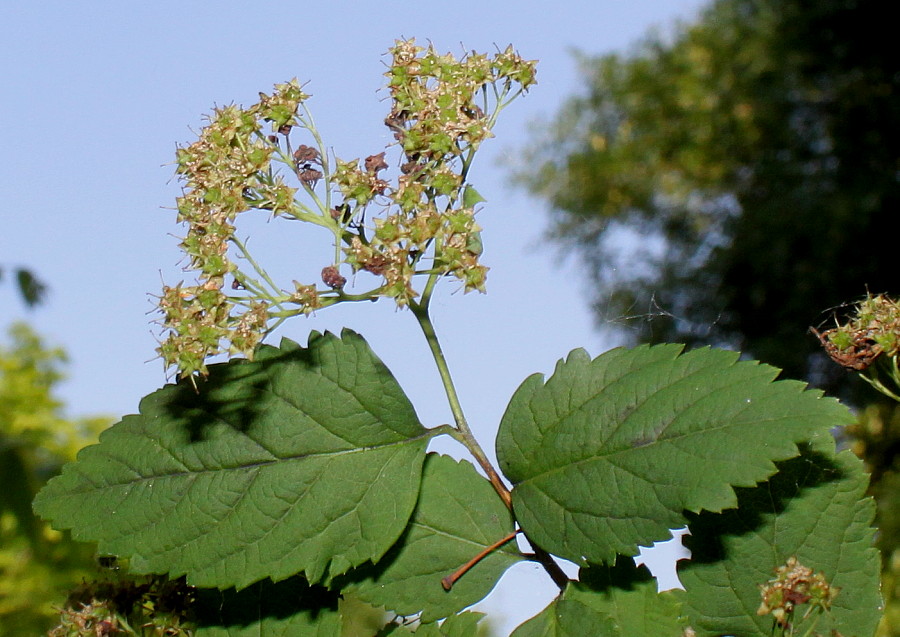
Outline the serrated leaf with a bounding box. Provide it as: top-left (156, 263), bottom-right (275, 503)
top-left (511, 561), bottom-right (685, 637)
top-left (677, 443), bottom-right (881, 636)
top-left (415, 611), bottom-right (485, 636)
top-left (339, 453), bottom-right (521, 622)
top-left (193, 576), bottom-right (341, 637)
top-left (34, 330), bottom-right (430, 589)
top-left (510, 595), bottom-right (616, 637)
top-left (496, 345), bottom-right (851, 564)
top-left (577, 559), bottom-right (688, 634)
top-left (513, 558), bottom-right (685, 637)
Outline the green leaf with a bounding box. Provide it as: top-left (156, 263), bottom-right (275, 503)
top-left (576, 560), bottom-right (687, 634)
top-left (193, 576), bottom-right (341, 637)
top-left (496, 345), bottom-right (851, 564)
top-left (14, 267), bottom-right (47, 307)
top-left (415, 611), bottom-right (485, 636)
top-left (462, 185), bottom-right (486, 208)
top-left (677, 443), bottom-right (881, 636)
top-left (34, 330), bottom-right (430, 589)
top-left (340, 454), bottom-right (521, 621)
top-left (511, 594), bottom-right (616, 637)
top-left (511, 561), bottom-right (685, 637)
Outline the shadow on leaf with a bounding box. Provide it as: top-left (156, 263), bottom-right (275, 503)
top-left (578, 555), bottom-right (656, 593)
top-left (193, 575), bottom-right (338, 629)
top-left (158, 343), bottom-right (306, 442)
top-left (682, 443), bottom-right (844, 566)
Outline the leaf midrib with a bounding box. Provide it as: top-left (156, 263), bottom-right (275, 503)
top-left (75, 428), bottom-right (436, 491)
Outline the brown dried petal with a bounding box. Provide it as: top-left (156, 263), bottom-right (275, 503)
top-left (293, 144), bottom-right (320, 163)
top-left (462, 103), bottom-right (485, 120)
top-left (331, 203), bottom-right (352, 222)
top-left (385, 111), bottom-right (408, 129)
top-left (365, 152), bottom-right (388, 174)
top-left (400, 160), bottom-right (423, 176)
top-left (372, 178), bottom-right (388, 195)
top-left (810, 326), bottom-right (883, 370)
top-left (298, 168), bottom-right (323, 185)
top-left (362, 253), bottom-right (390, 276)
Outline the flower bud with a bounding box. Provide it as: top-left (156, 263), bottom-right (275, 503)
top-left (321, 265), bottom-right (347, 289)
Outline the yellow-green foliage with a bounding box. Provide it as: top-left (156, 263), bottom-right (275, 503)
top-left (848, 403), bottom-right (900, 637)
top-left (1, 323), bottom-right (111, 635)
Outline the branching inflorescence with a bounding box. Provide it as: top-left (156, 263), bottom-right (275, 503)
top-left (156, 39), bottom-right (537, 379)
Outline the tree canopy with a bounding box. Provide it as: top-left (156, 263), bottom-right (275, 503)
top-left (518, 0), bottom-right (899, 394)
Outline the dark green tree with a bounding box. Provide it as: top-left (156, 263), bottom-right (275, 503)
top-left (517, 0), bottom-right (899, 397)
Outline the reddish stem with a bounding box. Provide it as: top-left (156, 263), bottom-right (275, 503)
top-left (442, 530), bottom-right (519, 591)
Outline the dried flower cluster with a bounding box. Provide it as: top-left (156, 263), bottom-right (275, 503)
top-left (156, 40), bottom-right (536, 379)
top-left (813, 293), bottom-right (900, 401)
top-left (757, 557), bottom-right (839, 630)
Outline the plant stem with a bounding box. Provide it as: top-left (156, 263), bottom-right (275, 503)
top-left (410, 300), bottom-right (569, 590)
top-left (410, 301), bottom-right (511, 508)
top-left (442, 530), bottom-right (519, 591)
top-left (230, 236), bottom-right (284, 309)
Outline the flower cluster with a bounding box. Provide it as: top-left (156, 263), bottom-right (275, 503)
top-left (49, 575), bottom-right (194, 636)
top-left (813, 293), bottom-right (900, 401)
top-left (157, 42), bottom-right (536, 379)
top-left (158, 82), bottom-right (309, 377)
top-left (336, 39), bottom-right (536, 303)
top-left (757, 557), bottom-right (839, 630)
top-left (385, 39), bottom-right (536, 162)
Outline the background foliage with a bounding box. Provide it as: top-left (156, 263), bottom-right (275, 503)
top-left (1, 323), bottom-right (110, 634)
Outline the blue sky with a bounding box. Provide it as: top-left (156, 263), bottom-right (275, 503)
top-left (3, 1), bottom-right (705, 632)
